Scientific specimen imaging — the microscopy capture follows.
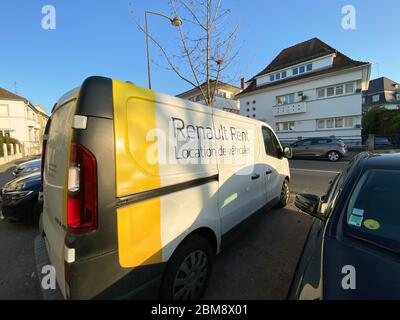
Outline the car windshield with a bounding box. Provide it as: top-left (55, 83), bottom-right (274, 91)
top-left (346, 169), bottom-right (400, 252)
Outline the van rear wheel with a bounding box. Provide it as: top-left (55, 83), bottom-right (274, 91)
top-left (160, 234), bottom-right (214, 300)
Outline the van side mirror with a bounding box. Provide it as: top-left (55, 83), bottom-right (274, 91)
top-left (295, 194), bottom-right (326, 221)
top-left (283, 147), bottom-right (292, 159)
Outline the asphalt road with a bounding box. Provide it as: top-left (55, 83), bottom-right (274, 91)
top-left (0, 158), bottom-right (40, 300)
top-left (0, 156), bottom-right (347, 300)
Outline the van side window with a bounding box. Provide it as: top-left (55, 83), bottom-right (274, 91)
top-left (262, 127), bottom-right (279, 158)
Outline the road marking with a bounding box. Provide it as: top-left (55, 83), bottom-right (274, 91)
top-left (290, 168), bottom-right (341, 174)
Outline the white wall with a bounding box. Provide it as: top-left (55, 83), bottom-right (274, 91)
top-left (0, 98), bottom-right (42, 154)
top-left (239, 68), bottom-right (367, 144)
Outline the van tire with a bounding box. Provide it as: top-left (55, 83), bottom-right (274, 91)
top-left (275, 179), bottom-right (290, 208)
top-left (160, 234), bottom-right (214, 300)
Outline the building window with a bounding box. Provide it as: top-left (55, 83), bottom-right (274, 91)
top-left (345, 83), bottom-right (354, 93)
top-left (317, 119), bottom-right (325, 129)
top-left (282, 71), bottom-right (287, 78)
top-left (327, 87), bottom-right (335, 97)
top-left (396, 93), bottom-right (400, 101)
top-left (299, 66), bottom-right (305, 74)
top-left (276, 93), bottom-right (295, 105)
top-left (293, 68), bottom-right (298, 75)
top-left (270, 75), bottom-right (275, 81)
top-left (335, 85), bottom-right (344, 95)
top-left (252, 107), bottom-right (256, 111)
top-left (317, 88), bottom-right (325, 98)
top-left (345, 117), bottom-right (354, 127)
top-left (276, 121), bottom-right (295, 132)
top-left (0, 105), bottom-right (9, 116)
top-left (326, 118), bottom-right (334, 128)
top-left (335, 117), bottom-right (344, 128)
top-left (317, 117), bottom-right (355, 129)
top-left (306, 64), bottom-right (313, 72)
top-left (276, 73), bottom-right (281, 80)
top-left (253, 114), bottom-right (256, 118)
top-left (372, 94), bottom-right (380, 103)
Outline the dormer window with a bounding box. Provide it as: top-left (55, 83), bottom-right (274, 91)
top-left (276, 73), bottom-right (281, 80)
top-left (282, 71), bottom-right (287, 78)
top-left (270, 75), bottom-right (275, 81)
top-left (293, 68), bottom-right (298, 75)
top-left (299, 66), bottom-right (305, 74)
top-left (306, 64), bottom-right (313, 71)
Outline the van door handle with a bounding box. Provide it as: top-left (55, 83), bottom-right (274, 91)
top-left (266, 169), bottom-right (272, 175)
top-left (251, 173), bottom-right (260, 180)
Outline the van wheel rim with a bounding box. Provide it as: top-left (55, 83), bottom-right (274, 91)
top-left (328, 152), bottom-right (339, 161)
top-left (173, 250), bottom-right (208, 300)
top-left (281, 182), bottom-right (289, 202)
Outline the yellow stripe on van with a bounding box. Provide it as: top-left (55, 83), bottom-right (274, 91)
top-left (112, 80), bottom-right (162, 267)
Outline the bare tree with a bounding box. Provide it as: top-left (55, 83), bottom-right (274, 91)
top-left (131, 0), bottom-right (239, 106)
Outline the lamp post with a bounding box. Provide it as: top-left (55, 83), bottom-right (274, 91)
top-left (145, 11), bottom-right (182, 89)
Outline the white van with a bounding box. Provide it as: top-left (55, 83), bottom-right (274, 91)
top-left (35, 76), bottom-right (291, 300)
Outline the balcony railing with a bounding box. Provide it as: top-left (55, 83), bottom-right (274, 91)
top-left (273, 101), bottom-right (306, 117)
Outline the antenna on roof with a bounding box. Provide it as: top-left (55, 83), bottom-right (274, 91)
top-left (11, 82), bottom-right (18, 94)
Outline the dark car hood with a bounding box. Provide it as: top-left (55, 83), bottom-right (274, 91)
top-left (3, 172), bottom-right (41, 191)
top-left (323, 236), bottom-right (400, 299)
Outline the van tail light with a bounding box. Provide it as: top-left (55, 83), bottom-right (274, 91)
top-left (67, 143), bottom-right (98, 234)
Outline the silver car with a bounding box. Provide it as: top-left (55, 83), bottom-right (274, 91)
top-left (12, 159), bottom-right (41, 177)
top-left (290, 138), bottom-right (348, 162)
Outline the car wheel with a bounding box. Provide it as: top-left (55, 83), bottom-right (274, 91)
top-left (160, 234), bottom-right (214, 300)
top-left (275, 179), bottom-right (290, 208)
top-left (327, 151), bottom-right (341, 162)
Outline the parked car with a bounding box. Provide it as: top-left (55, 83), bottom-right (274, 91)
top-left (0, 172), bottom-right (42, 223)
top-left (289, 152), bottom-right (400, 299)
top-left (35, 76), bottom-right (292, 300)
top-left (13, 159), bottom-right (41, 177)
top-left (374, 137), bottom-right (394, 150)
top-left (290, 137), bottom-right (348, 162)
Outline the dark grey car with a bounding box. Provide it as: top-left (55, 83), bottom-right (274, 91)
top-left (290, 138), bottom-right (348, 162)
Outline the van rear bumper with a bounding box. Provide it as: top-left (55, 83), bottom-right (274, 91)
top-left (34, 235), bottom-right (64, 300)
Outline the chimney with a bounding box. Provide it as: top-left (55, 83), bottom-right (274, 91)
top-left (240, 78), bottom-right (245, 89)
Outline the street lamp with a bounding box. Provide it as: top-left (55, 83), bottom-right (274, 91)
top-left (145, 11), bottom-right (182, 89)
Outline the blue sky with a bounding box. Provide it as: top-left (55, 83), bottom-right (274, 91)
top-left (0, 0), bottom-right (399, 113)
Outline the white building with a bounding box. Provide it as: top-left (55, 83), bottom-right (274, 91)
top-left (236, 38), bottom-right (371, 145)
top-left (176, 80), bottom-right (241, 113)
top-left (0, 87), bottom-right (49, 155)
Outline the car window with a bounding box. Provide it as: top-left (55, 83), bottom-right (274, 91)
top-left (262, 127), bottom-right (280, 158)
top-left (313, 139), bottom-right (331, 145)
top-left (345, 169), bottom-right (400, 252)
top-left (297, 139), bottom-right (312, 146)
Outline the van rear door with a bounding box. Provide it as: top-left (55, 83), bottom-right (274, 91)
top-left (42, 91), bottom-right (78, 298)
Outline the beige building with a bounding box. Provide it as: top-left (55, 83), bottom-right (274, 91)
top-left (176, 80), bottom-right (242, 113)
top-left (0, 87), bottom-right (49, 155)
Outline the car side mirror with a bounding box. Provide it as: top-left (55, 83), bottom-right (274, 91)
top-left (295, 193), bottom-right (326, 221)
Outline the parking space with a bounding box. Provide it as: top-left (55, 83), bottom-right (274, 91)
top-left (0, 157), bottom-right (345, 300)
